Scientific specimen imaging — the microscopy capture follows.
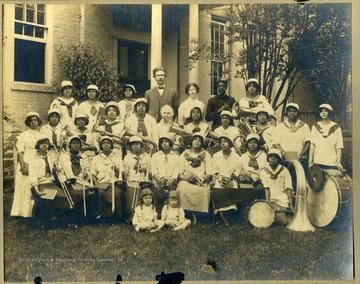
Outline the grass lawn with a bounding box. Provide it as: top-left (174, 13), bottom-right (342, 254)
top-left (3, 208), bottom-right (353, 282)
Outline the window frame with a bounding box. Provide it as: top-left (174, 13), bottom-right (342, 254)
top-left (210, 15), bottom-right (228, 96)
top-left (13, 4), bottom-right (52, 85)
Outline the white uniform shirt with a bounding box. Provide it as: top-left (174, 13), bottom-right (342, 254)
top-left (276, 119), bottom-right (311, 155)
top-left (260, 164), bottom-right (292, 208)
top-left (310, 121), bottom-right (343, 166)
top-left (118, 99), bottom-right (136, 122)
top-left (91, 151), bottom-right (124, 183)
top-left (212, 150), bottom-right (241, 188)
top-left (125, 113), bottom-right (158, 143)
top-left (124, 152), bottom-right (151, 185)
top-left (239, 151), bottom-right (267, 181)
top-left (179, 150), bottom-right (213, 177)
top-left (151, 150), bottom-right (179, 181)
top-left (239, 95), bottom-right (274, 116)
top-left (40, 123), bottom-right (69, 147)
top-left (78, 100), bottom-right (105, 130)
top-left (50, 97), bottom-right (78, 129)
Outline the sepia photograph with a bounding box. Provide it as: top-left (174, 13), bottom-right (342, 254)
top-left (1, 1), bottom-right (357, 283)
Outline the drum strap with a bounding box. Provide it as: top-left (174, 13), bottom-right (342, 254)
top-left (263, 166), bottom-right (284, 180)
top-left (314, 122), bottom-right (340, 138)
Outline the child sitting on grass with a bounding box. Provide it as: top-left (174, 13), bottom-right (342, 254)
top-left (161, 190), bottom-right (191, 230)
top-left (132, 188), bottom-right (164, 232)
top-left (260, 148), bottom-right (294, 225)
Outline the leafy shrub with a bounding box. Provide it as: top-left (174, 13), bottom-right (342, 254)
top-left (56, 43), bottom-right (123, 103)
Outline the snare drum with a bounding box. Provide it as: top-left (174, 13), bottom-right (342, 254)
top-left (307, 169), bottom-right (352, 228)
top-left (247, 200), bottom-right (275, 228)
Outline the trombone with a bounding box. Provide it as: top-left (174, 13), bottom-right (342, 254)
top-left (51, 145), bottom-right (75, 209)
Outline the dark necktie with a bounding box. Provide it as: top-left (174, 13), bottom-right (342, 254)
top-left (137, 117), bottom-right (148, 136)
top-left (248, 157), bottom-right (259, 170)
top-left (43, 156), bottom-right (52, 176)
top-left (105, 122), bottom-right (113, 133)
top-left (59, 99), bottom-right (76, 117)
top-left (52, 129), bottom-right (58, 146)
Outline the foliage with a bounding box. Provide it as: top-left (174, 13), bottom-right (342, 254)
top-left (310, 4), bottom-right (351, 127)
top-left (189, 4), bottom-right (351, 123)
top-left (56, 43), bottom-right (123, 103)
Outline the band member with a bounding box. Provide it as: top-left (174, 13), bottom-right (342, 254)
top-left (260, 148), bottom-right (294, 224)
top-left (214, 110), bottom-right (242, 150)
top-left (151, 135), bottom-right (179, 215)
top-left (11, 112), bottom-right (44, 218)
top-left (178, 83), bottom-right (204, 127)
top-left (132, 188), bottom-right (165, 232)
top-left (212, 135), bottom-right (242, 225)
top-left (40, 108), bottom-right (71, 150)
top-left (161, 190), bottom-right (191, 230)
top-left (253, 110), bottom-right (278, 151)
top-left (50, 80), bottom-right (78, 129)
top-left (72, 113), bottom-right (99, 154)
top-left (125, 98), bottom-right (158, 143)
top-left (118, 84), bottom-right (137, 122)
top-left (157, 105), bottom-right (181, 155)
top-left (96, 102), bottom-right (126, 156)
top-left (57, 136), bottom-right (92, 219)
top-left (184, 107), bottom-right (210, 136)
top-left (236, 78), bottom-right (274, 124)
top-left (205, 79), bottom-right (236, 130)
top-left (29, 136), bottom-right (71, 227)
top-left (78, 84), bottom-right (105, 130)
top-left (144, 67), bottom-right (179, 122)
top-left (123, 136), bottom-right (152, 220)
top-left (177, 133), bottom-right (213, 224)
top-left (239, 134), bottom-right (267, 187)
top-left (308, 104), bottom-right (344, 170)
top-left (274, 103), bottom-right (311, 163)
top-left (91, 136), bottom-right (125, 223)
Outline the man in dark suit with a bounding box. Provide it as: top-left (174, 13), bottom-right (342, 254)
top-left (205, 79), bottom-right (236, 130)
top-left (144, 67), bottom-right (179, 122)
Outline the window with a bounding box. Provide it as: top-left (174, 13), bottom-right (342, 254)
top-left (14, 4), bottom-right (47, 83)
top-left (210, 16), bottom-right (227, 95)
top-left (118, 40), bottom-right (150, 95)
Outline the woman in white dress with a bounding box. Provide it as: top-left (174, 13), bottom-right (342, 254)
top-left (178, 83), bottom-right (204, 127)
top-left (11, 112), bottom-right (44, 218)
top-left (176, 133), bottom-right (213, 224)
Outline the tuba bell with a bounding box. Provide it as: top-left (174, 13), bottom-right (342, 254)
top-left (286, 160), bottom-right (316, 232)
top-left (237, 116), bottom-right (256, 137)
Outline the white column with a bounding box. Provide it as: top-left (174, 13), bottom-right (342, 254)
top-left (188, 4), bottom-right (199, 84)
top-left (151, 4), bottom-right (162, 88)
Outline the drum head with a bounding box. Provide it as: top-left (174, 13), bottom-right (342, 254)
top-left (307, 175), bottom-right (340, 227)
top-left (308, 165), bottom-right (324, 192)
top-left (248, 200), bottom-right (275, 228)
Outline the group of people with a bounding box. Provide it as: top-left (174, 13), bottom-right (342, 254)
top-left (10, 66), bottom-right (345, 231)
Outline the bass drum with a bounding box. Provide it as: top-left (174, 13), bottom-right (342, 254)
top-left (307, 170), bottom-right (352, 228)
top-left (247, 200), bottom-right (275, 228)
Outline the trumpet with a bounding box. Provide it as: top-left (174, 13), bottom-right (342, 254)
top-left (217, 175), bottom-right (233, 188)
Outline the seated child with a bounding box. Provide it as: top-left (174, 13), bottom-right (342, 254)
top-left (260, 148), bottom-right (294, 225)
top-left (161, 190), bottom-right (191, 230)
top-left (132, 188), bottom-right (165, 232)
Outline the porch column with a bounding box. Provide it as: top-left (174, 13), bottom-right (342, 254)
top-left (151, 4), bottom-right (162, 88)
top-left (188, 4), bottom-right (199, 84)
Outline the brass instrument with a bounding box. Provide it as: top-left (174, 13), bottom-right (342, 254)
top-left (92, 125), bottom-right (123, 140)
top-left (169, 124), bottom-right (193, 148)
top-left (217, 175), bottom-right (233, 188)
top-left (205, 129), bottom-right (244, 157)
top-left (237, 116), bottom-right (256, 137)
top-left (139, 144), bottom-right (154, 189)
top-left (286, 160), bottom-right (316, 232)
top-left (51, 146), bottom-right (75, 209)
top-left (123, 128), bottom-right (158, 152)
